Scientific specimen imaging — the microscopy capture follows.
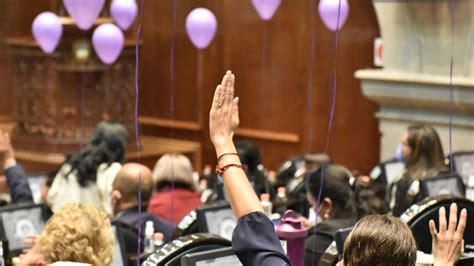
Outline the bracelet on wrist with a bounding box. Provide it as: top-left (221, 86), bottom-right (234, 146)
top-left (215, 163), bottom-right (244, 176)
top-left (217, 152), bottom-right (239, 162)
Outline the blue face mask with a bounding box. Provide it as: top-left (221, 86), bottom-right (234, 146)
top-left (396, 143), bottom-right (405, 162)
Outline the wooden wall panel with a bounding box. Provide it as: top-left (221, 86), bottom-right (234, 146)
top-left (138, 0), bottom-right (380, 173)
top-left (0, 0), bottom-right (380, 174)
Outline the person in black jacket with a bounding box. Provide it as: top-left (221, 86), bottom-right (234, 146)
top-left (390, 124), bottom-right (449, 216)
top-left (0, 130), bottom-right (33, 203)
top-left (207, 70), bottom-right (468, 266)
top-left (304, 164), bottom-right (357, 266)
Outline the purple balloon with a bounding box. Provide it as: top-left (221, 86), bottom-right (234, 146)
top-left (92, 24), bottom-right (124, 65)
top-left (63, 0), bottom-right (105, 30)
top-left (32, 12), bottom-right (63, 54)
top-left (185, 8), bottom-right (218, 50)
top-left (319, 0), bottom-right (349, 32)
top-left (111, 0), bottom-right (138, 31)
top-left (251, 0), bottom-right (282, 21)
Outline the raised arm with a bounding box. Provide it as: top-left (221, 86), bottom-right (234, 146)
top-left (209, 70), bottom-right (263, 219)
top-left (430, 203), bottom-right (467, 266)
top-left (0, 131), bottom-right (33, 203)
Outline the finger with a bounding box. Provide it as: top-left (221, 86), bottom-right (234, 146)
top-left (227, 74), bottom-right (235, 105)
top-left (448, 203), bottom-right (458, 234)
top-left (429, 219), bottom-right (438, 238)
top-left (211, 85), bottom-right (222, 111)
top-left (232, 97), bottom-right (240, 120)
top-left (462, 239), bottom-right (465, 253)
top-left (219, 74), bottom-right (229, 105)
top-left (439, 206), bottom-right (447, 233)
top-left (455, 208), bottom-right (467, 238)
top-left (223, 72), bottom-right (233, 107)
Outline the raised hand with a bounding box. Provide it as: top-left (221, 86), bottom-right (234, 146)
top-left (209, 70), bottom-right (239, 150)
top-left (0, 131), bottom-right (16, 169)
top-left (430, 203), bottom-right (467, 266)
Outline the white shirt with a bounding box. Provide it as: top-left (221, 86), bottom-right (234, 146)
top-left (46, 162), bottom-right (122, 215)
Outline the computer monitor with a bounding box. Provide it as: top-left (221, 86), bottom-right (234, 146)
top-left (451, 152), bottom-right (474, 186)
top-left (27, 173), bottom-right (49, 204)
top-left (110, 222), bottom-right (129, 266)
top-left (196, 204), bottom-right (237, 240)
top-left (181, 247), bottom-right (242, 266)
top-left (0, 204), bottom-right (47, 255)
top-left (419, 173), bottom-right (465, 199)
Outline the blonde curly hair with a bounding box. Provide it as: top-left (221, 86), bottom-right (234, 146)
top-left (37, 203), bottom-right (115, 265)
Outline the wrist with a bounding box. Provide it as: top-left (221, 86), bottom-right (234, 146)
top-left (214, 142), bottom-right (237, 157)
top-left (3, 158), bottom-right (17, 169)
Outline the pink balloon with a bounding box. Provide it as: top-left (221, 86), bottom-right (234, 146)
top-left (111, 0), bottom-right (138, 31)
top-left (63, 0), bottom-right (105, 30)
top-left (319, 0), bottom-right (349, 32)
top-left (32, 12), bottom-right (63, 54)
top-left (92, 24), bottom-right (124, 65)
top-left (185, 8), bottom-right (218, 50)
top-left (251, 0), bottom-right (282, 21)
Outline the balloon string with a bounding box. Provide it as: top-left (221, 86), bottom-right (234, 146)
top-left (313, 0), bottom-right (342, 265)
top-left (306, 0), bottom-right (317, 152)
top-left (307, 0), bottom-right (317, 265)
top-left (260, 22), bottom-right (269, 157)
top-left (169, 0), bottom-right (178, 230)
top-left (170, 0), bottom-right (177, 139)
top-left (135, 0), bottom-right (145, 265)
top-left (448, 0), bottom-right (454, 174)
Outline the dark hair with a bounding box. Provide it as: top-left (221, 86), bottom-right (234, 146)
top-left (306, 164), bottom-right (355, 219)
top-left (353, 180), bottom-right (388, 219)
top-left (343, 215), bottom-right (417, 266)
top-left (405, 124), bottom-right (448, 179)
top-left (65, 121), bottom-right (128, 187)
top-left (236, 140), bottom-right (261, 173)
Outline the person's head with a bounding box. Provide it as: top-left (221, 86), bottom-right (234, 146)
top-left (66, 121), bottom-right (128, 187)
top-left (111, 163), bottom-right (153, 215)
top-left (401, 124), bottom-right (447, 179)
top-left (152, 153), bottom-right (197, 192)
top-left (19, 203), bottom-right (115, 266)
top-left (341, 214), bottom-right (417, 266)
top-left (306, 164), bottom-right (355, 220)
top-left (236, 140), bottom-right (262, 173)
top-left (353, 180), bottom-right (388, 219)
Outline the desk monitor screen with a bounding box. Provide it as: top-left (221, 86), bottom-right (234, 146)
top-left (181, 247), bottom-right (242, 266)
top-left (110, 223), bottom-right (128, 266)
top-left (420, 174), bottom-right (465, 198)
top-left (27, 173), bottom-right (49, 204)
top-left (196, 204), bottom-right (237, 240)
top-left (0, 204), bottom-right (46, 253)
top-left (452, 153), bottom-right (474, 186)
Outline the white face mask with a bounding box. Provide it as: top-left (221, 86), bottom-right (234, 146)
top-left (308, 207), bottom-right (323, 225)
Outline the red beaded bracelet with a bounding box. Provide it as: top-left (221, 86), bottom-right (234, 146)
top-left (215, 163), bottom-right (245, 176)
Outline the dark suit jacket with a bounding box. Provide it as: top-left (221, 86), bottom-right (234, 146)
top-left (115, 207), bottom-right (176, 243)
top-left (4, 164), bottom-right (34, 203)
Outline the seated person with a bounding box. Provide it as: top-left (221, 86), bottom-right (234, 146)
top-left (0, 130), bottom-right (33, 203)
top-left (47, 121), bottom-right (127, 215)
top-left (390, 124), bottom-right (449, 216)
top-left (148, 153), bottom-right (201, 224)
top-left (236, 140), bottom-right (275, 199)
top-left (207, 70), bottom-right (467, 266)
top-left (304, 164), bottom-right (357, 265)
top-left (111, 162), bottom-right (176, 242)
top-left (18, 203), bottom-right (115, 265)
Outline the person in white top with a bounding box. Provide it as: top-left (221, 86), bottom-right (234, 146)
top-left (47, 121), bottom-right (128, 215)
